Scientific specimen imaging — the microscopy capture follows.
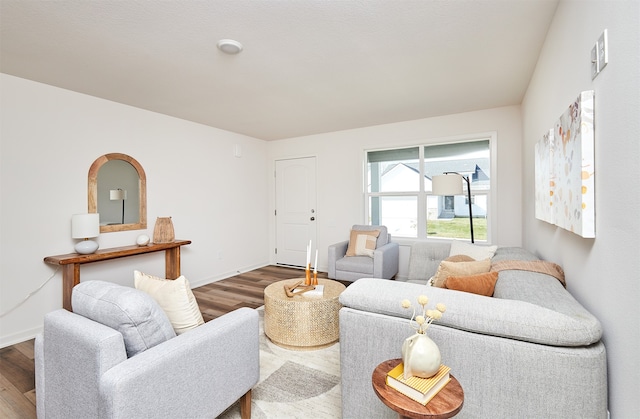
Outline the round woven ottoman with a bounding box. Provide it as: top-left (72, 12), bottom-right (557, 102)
top-left (264, 278), bottom-right (346, 350)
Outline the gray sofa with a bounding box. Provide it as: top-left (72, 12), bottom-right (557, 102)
top-left (339, 243), bottom-right (607, 418)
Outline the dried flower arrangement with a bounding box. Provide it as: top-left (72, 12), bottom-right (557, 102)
top-left (401, 295), bottom-right (446, 334)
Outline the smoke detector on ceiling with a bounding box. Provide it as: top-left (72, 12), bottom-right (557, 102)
top-left (217, 39), bottom-right (243, 55)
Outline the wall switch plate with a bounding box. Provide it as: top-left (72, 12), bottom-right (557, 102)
top-left (592, 29), bottom-right (608, 80)
top-left (591, 42), bottom-right (599, 79)
top-left (598, 29), bottom-right (608, 72)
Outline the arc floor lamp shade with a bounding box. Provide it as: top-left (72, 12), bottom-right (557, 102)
top-left (431, 173), bottom-right (475, 243)
top-left (432, 174), bottom-right (464, 195)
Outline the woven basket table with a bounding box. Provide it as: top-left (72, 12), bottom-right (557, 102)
top-left (264, 278), bottom-right (346, 350)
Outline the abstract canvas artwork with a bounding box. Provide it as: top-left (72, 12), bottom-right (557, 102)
top-left (535, 91), bottom-right (595, 238)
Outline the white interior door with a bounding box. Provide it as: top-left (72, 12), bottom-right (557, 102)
top-left (275, 157), bottom-right (317, 267)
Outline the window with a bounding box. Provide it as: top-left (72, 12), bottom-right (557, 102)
top-left (366, 138), bottom-right (491, 241)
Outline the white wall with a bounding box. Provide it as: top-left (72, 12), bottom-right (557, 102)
top-left (267, 105), bottom-right (524, 277)
top-left (521, 1), bottom-right (640, 417)
top-left (0, 74), bottom-right (270, 347)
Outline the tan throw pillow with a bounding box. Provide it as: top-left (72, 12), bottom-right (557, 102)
top-left (445, 254), bottom-right (476, 263)
top-left (345, 229), bottom-right (380, 257)
top-left (427, 254), bottom-right (476, 285)
top-left (432, 258), bottom-right (492, 288)
top-left (134, 270), bottom-right (205, 335)
top-left (446, 271), bottom-right (499, 296)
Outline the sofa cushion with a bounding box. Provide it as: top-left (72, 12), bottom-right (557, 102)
top-left (346, 229), bottom-right (380, 257)
top-left (336, 255), bottom-right (374, 275)
top-left (72, 280), bottom-right (176, 357)
top-left (134, 271), bottom-right (205, 335)
top-left (445, 271), bottom-right (499, 296)
top-left (407, 241), bottom-right (451, 282)
top-left (449, 240), bottom-right (498, 260)
top-left (432, 258), bottom-right (491, 288)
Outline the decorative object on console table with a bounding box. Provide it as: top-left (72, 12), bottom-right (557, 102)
top-left (71, 213), bottom-right (100, 254)
top-left (432, 172), bottom-right (475, 243)
top-left (386, 362), bottom-right (451, 406)
top-left (153, 216), bottom-right (175, 243)
top-left (401, 295), bottom-right (447, 379)
top-left (372, 359), bottom-right (464, 419)
top-left (136, 234), bottom-right (150, 246)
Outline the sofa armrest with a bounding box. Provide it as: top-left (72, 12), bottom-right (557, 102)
top-left (38, 309), bottom-right (128, 419)
top-left (328, 240), bottom-right (349, 278)
top-left (373, 241), bottom-right (399, 279)
top-left (99, 307), bottom-right (260, 419)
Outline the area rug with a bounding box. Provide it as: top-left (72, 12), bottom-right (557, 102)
top-left (217, 307), bottom-right (342, 418)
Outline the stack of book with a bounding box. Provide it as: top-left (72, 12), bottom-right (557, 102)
top-left (386, 363), bottom-right (451, 405)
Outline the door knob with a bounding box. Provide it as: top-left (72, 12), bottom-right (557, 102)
top-left (310, 217), bottom-right (315, 221)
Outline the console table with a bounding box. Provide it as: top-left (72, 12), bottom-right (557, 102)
top-left (44, 240), bottom-right (191, 311)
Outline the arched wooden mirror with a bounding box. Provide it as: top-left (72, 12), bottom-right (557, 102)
top-left (88, 153), bottom-right (147, 233)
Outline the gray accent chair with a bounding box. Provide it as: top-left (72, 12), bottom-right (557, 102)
top-left (328, 224), bottom-right (399, 281)
top-left (35, 282), bottom-right (259, 419)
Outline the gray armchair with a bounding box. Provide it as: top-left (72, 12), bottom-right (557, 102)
top-left (35, 281), bottom-right (259, 419)
top-left (328, 225), bottom-right (399, 281)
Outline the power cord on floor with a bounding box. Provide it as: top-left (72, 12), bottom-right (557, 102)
top-left (0, 267), bottom-right (60, 318)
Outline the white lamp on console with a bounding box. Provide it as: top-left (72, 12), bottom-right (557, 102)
top-left (72, 213), bottom-right (100, 254)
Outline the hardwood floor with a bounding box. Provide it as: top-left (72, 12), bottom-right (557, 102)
top-left (0, 265), bottom-right (334, 419)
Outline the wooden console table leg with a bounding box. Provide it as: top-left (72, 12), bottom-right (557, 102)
top-left (62, 263), bottom-right (80, 311)
top-left (165, 247), bottom-right (181, 279)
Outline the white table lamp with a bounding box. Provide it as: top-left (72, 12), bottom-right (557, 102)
top-left (72, 213), bottom-right (100, 254)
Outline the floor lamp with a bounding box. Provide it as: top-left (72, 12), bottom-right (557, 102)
top-left (110, 188), bottom-right (127, 224)
top-left (431, 172), bottom-right (474, 243)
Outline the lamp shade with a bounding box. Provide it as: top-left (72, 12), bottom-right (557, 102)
top-left (432, 174), bottom-right (464, 196)
top-left (110, 189), bottom-right (127, 200)
top-left (71, 213), bottom-right (100, 239)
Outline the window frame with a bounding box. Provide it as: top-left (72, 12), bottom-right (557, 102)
top-left (364, 132), bottom-right (497, 243)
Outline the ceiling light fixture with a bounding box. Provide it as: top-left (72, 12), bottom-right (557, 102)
top-left (217, 39), bottom-right (243, 55)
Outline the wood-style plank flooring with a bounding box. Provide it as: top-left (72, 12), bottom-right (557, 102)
top-left (0, 265), bottom-right (334, 419)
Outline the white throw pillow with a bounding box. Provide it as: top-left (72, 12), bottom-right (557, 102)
top-left (354, 233), bottom-right (378, 257)
top-left (134, 270), bottom-right (205, 335)
top-left (449, 241), bottom-right (497, 261)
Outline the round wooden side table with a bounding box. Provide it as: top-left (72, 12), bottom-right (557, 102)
top-left (264, 278), bottom-right (346, 350)
top-left (372, 358), bottom-right (464, 419)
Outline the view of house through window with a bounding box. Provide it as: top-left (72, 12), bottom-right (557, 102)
top-left (367, 139), bottom-right (490, 241)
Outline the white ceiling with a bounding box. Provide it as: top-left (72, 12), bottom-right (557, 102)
top-left (0, 0), bottom-right (559, 141)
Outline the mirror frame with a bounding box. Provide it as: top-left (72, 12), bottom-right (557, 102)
top-left (88, 153), bottom-right (147, 233)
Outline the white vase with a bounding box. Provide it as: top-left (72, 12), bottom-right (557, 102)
top-left (401, 332), bottom-right (441, 379)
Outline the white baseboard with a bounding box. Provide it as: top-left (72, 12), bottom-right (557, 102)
top-left (0, 325), bottom-right (42, 349)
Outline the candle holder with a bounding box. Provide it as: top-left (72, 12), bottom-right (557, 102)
top-left (312, 271), bottom-right (318, 286)
top-left (305, 263), bottom-right (312, 286)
